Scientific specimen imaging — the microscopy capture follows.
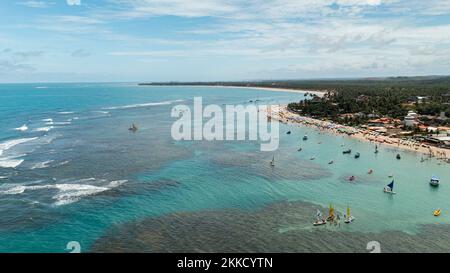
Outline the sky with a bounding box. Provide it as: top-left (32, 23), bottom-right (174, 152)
top-left (0, 0), bottom-right (450, 83)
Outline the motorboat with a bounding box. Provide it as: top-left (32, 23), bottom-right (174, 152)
top-left (430, 176), bottom-right (439, 187)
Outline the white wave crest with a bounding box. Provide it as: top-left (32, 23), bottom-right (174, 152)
top-left (34, 126), bottom-right (53, 132)
top-left (103, 99), bottom-right (184, 110)
top-left (0, 137), bottom-right (38, 157)
top-left (0, 179), bottom-right (127, 206)
top-left (30, 160), bottom-right (54, 170)
top-left (14, 124), bottom-right (28, 132)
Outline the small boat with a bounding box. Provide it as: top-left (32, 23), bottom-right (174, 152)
top-left (383, 180), bottom-right (396, 194)
top-left (420, 157), bottom-right (425, 162)
top-left (354, 152), bottom-right (360, 159)
top-left (297, 147), bottom-right (302, 152)
top-left (328, 160), bottom-right (334, 164)
top-left (270, 155), bottom-right (275, 167)
top-left (434, 209), bottom-right (441, 217)
top-left (326, 205), bottom-right (335, 222)
top-left (344, 206), bottom-right (355, 223)
top-left (430, 176), bottom-right (439, 187)
top-left (286, 131), bottom-right (291, 135)
top-left (348, 175), bottom-right (356, 182)
top-left (310, 156), bottom-right (316, 160)
top-left (388, 173), bottom-right (394, 178)
top-left (342, 149), bottom-right (352, 154)
top-left (374, 145), bottom-right (379, 154)
top-left (303, 135), bottom-right (308, 141)
top-left (313, 210), bottom-right (327, 226)
top-left (128, 123), bottom-right (138, 132)
top-left (368, 169), bottom-right (373, 174)
top-left (396, 154), bottom-right (401, 160)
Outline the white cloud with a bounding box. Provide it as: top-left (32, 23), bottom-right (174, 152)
top-left (67, 0), bottom-right (81, 6)
top-left (19, 1), bottom-right (54, 8)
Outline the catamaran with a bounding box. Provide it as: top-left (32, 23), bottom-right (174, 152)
top-left (313, 210), bottom-right (327, 226)
top-left (344, 206), bottom-right (355, 223)
top-left (430, 175), bottom-right (440, 187)
top-left (383, 180), bottom-right (396, 194)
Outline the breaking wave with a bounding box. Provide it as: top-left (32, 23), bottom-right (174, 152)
top-left (0, 179), bottom-right (127, 206)
top-left (103, 99), bottom-right (184, 110)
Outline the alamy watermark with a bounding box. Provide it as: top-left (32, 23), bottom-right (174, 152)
top-left (171, 97), bottom-right (279, 151)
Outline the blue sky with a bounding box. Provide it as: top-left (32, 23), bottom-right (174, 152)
top-left (0, 0), bottom-right (449, 83)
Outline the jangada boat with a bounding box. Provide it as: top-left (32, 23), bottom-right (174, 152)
top-left (430, 176), bottom-right (439, 187)
top-left (313, 210), bottom-right (327, 226)
top-left (128, 123), bottom-right (138, 132)
top-left (344, 206), bottom-right (355, 223)
top-left (326, 205), bottom-right (335, 222)
top-left (383, 180), bottom-right (396, 194)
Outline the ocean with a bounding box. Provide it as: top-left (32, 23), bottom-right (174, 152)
top-left (0, 83), bottom-right (449, 253)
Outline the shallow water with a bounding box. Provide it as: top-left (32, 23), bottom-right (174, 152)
top-left (0, 83), bottom-right (448, 252)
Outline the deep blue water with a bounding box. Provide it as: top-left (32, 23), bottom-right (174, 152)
top-left (0, 83), bottom-right (449, 252)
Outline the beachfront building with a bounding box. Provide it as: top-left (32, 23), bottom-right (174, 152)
top-left (404, 110), bottom-right (419, 128)
top-left (426, 136), bottom-right (450, 148)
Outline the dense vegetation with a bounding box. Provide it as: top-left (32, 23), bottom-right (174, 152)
top-left (140, 76), bottom-right (450, 125)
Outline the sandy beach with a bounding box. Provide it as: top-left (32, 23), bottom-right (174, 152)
top-left (151, 85), bottom-right (327, 97)
top-left (269, 105), bottom-right (449, 163)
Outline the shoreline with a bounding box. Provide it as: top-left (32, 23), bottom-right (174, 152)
top-left (269, 105), bottom-right (449, 162)
top-left (138, 84), bottom-right (327, 97)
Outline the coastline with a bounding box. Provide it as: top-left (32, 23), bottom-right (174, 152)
top-left (138, 84), bottom-right (327, 97)
top-left (269, 105), bottom-right (449, 162)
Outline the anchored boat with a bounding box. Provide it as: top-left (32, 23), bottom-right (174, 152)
top-left (383, 180), bottom-right (396, 194)
top-left (343, 149), bottom-right (352, 154)
top-left (270, 155), bottom-right (275, 167)
top-left (434, 209), bottom-right (441, 217)
top-left (354, 152), bottom-right (360, 159)
top-left (430, 176), bottom-right (440, 187)
top-left (303, 135), bottom-right (308, 141)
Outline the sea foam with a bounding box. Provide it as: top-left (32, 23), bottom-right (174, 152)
top-left (14, 124), bottom-right (28, 132)
top-left (0, 179), bottom-right (127, 206)
top-left (103, 99), bottom-right (184, 110)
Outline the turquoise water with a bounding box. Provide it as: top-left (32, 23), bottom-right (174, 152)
top-left (0, 83), bottom-right (448, 252)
